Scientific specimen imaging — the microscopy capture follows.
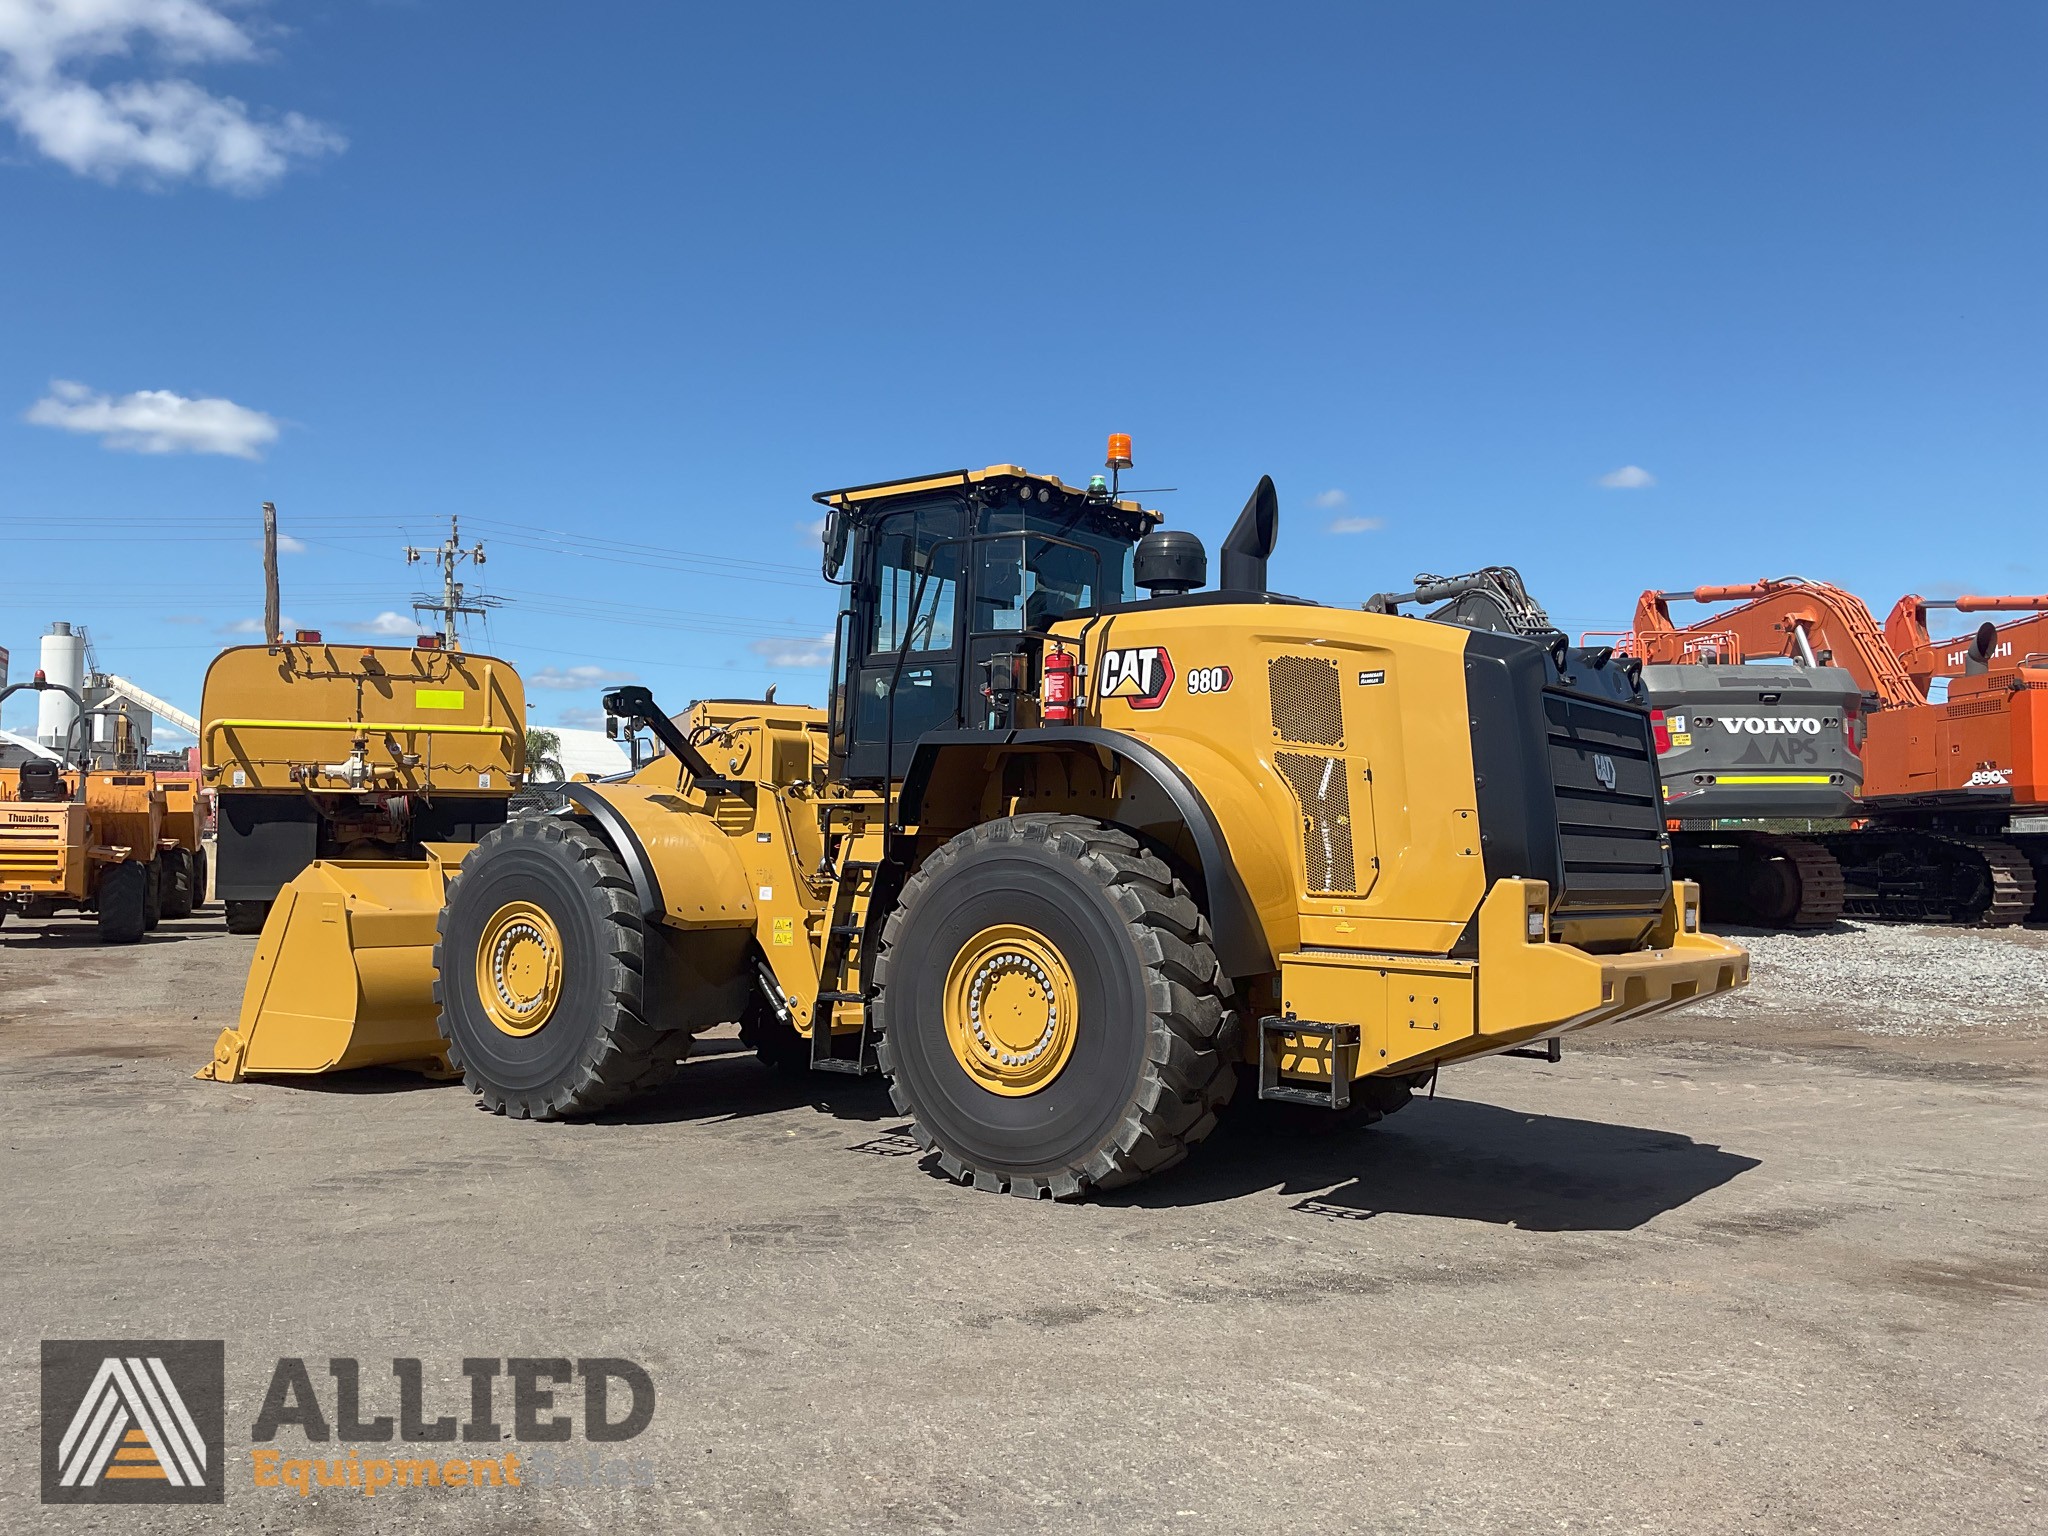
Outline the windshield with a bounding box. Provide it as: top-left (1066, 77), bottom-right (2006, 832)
top-left (973, 506), bottom-right (1136, 632)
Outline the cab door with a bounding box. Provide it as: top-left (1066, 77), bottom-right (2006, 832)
top-left (845, 497), bottom-right (965, 782)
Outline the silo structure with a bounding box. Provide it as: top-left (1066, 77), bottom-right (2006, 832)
top-left (37, 622), bottom-right (85, 754)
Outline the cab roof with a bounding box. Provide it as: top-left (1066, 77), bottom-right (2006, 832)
top-left (812, 464), bottom-right (1161, 526)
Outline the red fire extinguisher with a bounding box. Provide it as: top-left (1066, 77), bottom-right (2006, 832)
top-left (1041, 644), bottom-right (1078, 724)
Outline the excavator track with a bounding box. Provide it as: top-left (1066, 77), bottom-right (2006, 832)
top-left (1827, 830), bottom-right (2037, 927)
top-left (1764, 835), bottom-right (1847, 928)
top-left (2008, 833), bottom-right (2048, 922)
top-left (1673, 832), bottom-right (1846, 929)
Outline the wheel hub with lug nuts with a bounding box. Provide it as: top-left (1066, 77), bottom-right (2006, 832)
top-left (475, 900), bottom-right (563, 1037)
top-left (942, 923), bottom-right (1079, 1095)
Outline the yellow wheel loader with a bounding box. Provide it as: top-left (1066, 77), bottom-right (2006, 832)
top-left (205, 453), bottom-right (1747, 1198)
top-left (200, 637), bottom-right (526, 935)
top-left (0, 676), bottom-right (206, 942)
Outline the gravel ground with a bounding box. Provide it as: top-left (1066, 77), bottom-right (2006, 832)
top-left (2, 912), bottom-right (2044, 1534)
top-left (1687, 921), bottom-right (2048, 1040)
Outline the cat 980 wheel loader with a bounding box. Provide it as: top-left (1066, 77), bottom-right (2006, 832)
top-left (201, 445), bottom-right (1747, 1199)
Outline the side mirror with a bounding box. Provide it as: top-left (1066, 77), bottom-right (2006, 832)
top-left (604, 713), bottom-right (619, 740)
top-left (822, 505), bottom-right (850, 580)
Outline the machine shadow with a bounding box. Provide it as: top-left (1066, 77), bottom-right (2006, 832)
top-left (1108, 1093), bottom-right (1760, 1230)
top-left (597, 1039), bottom-right (896, 1128)
top-left (2, 925), bottom-right (220, 949)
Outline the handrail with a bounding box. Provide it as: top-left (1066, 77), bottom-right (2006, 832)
top-left (204, 718), bottom-right (520, 753)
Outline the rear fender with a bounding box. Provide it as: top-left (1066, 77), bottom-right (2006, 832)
top-left (901, 729), bottom-right (1276, 978)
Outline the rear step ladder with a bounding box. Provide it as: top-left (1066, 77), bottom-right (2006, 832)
top-left (1257, 1014), bottom-right (1360, 1110)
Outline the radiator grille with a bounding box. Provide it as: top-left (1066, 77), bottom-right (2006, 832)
top-left (1268, 656), bottom-right (1345, 747)
top-left (1274, 750), bottom-right (1358, 894)
top-left (1544, 693), bottom-right (1667, 918)
top-left (1943, 696), bottom-right (2003, 719)
top-left (0, 818), bottom-right (66, 879)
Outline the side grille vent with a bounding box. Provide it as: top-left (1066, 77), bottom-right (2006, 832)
top-left (1268, 656), bottom-right (1345, 747)
top-left (1274, 751), bottom-right (1358, 894)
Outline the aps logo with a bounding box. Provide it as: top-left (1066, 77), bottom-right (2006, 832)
top-left (42, 1340), bottom-right (225, 1504)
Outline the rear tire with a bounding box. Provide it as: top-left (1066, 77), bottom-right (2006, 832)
top-left (143, 858), bottom-right (163, 930)
top-left (433, 818), bottom-right (705, 1119)
top-left (224, 899), bottom-right (270, 935)
top-left (191, 847), bottom-right (210, 911)
top-left (873, 814), bottom-right (1237, 1200)
top-left (96, 861), bottom-right (150, 944)
top-left (160, 847), bottom-right (195, 919)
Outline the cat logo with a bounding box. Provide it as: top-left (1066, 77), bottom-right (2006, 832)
top-left (1098, 646), bottom-right (1175, 710)
top-left (1592, 753), bottom-right (1618, 791)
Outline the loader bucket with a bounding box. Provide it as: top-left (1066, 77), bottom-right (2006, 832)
top-left (198, 847), bottom-right (469, 1083)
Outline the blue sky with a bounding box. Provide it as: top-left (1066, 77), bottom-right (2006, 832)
top-left (3, 2), bottom-right (2043, 743)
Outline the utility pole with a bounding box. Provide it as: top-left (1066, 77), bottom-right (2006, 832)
top-left (405, 515), bottom-right (495, 648)
top-left (262, 501), bottom-right (281, 646)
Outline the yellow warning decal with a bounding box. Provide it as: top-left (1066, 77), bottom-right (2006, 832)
top-left (772, 917), bottom-right (795, 947)
top-left (1717, 774), bottom-right (1834, 785)
top-left (414, 689), bottom-right (465, 710)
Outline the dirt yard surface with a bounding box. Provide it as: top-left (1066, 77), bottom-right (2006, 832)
top-left (2, 910), bottom-right (2043, 1534)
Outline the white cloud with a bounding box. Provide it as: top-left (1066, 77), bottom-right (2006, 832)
top-left (347, 611), bottom-right (417, 637)
top-left (797, 517), bottom-right (827, 538)
top-left (217, 614), bottom-right (295, 635)
top-left (0, 0), bottom-right (344, 193)
top-left (528, 664), bottom-right (637, 692)
top-left (1309, 489), bottom-right (1349, 510)
top-left (1596, 464), bottom-right (1656, 490)
top-left (275, 532), bottom-right (305, 553)
top-left (26, 378), bottom-right (279, 457)
top-left (747, 634), bottom-right (834, 668)
top-left (555, 707), bottom-right (603, 730)
top-left (1327, 516), bottom-right (1385, 534)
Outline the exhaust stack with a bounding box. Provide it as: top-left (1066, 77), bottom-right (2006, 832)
top-left (1219, 476), bottom-right (1279, 595)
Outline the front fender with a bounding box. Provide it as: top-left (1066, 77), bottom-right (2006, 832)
top-left (560, 783), bottom-right (756, 929)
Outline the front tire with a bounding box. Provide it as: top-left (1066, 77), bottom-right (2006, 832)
top-left (434, 818), bottom-right (697, 1119)
top-left (96, 861), bottom-right (150, 944)
top-left (873, 814), bottom-right (1236, 1200)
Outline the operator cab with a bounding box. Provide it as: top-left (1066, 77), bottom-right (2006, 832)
top-left (815, 466), bottom-right (1155, 781)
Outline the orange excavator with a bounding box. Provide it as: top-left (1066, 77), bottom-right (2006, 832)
top-left (1880, 592), bottom-right (2048, 907)
top-left (1630, 579), bottom-right (2040, 925)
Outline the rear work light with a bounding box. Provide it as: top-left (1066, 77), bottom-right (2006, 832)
top-left (1842, 705), bottom-right (1862, 757)
top-left (294, 629), bottom-right (323, 644)
top-left (1650, 708), bottom-right (1673, 755)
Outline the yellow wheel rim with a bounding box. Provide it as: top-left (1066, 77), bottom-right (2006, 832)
top-left (942, 923), bottom-right (1079, 1096)
top-left (475, 900), bottom-right (564, 1037)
